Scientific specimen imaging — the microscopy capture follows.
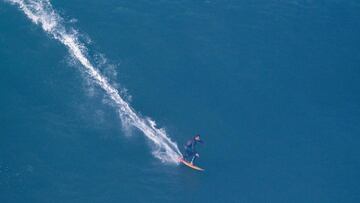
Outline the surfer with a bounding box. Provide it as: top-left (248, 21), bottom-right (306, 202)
top-left (183, 134), bottom-right (203, 164)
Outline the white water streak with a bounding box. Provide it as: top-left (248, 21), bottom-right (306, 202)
top-left (8, 0), bottom-right (181, 163)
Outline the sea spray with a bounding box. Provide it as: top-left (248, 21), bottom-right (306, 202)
top-left (7, 0), bottom-right (182, 164)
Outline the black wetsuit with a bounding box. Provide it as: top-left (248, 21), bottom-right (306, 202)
top-left (183, 138), bottom-right (203, 162)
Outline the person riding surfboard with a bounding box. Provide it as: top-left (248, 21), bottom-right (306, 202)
top-left (183, 134), bottom-right (203, 164)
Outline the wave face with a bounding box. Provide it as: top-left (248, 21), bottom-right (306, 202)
top-left (7, 0), bottom-right (182, 164)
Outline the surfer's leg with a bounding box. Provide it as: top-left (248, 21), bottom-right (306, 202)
top-left (183, 148), bottom-right (191, 161)
top-left (190, 153), bottom-right (199, 164)
top-left (190, 155), bottom-right (197, 164)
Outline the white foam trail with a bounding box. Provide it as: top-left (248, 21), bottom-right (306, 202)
top-left (8, 0), bottom-right (182, 164)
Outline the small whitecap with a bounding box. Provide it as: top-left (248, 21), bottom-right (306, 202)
top-left (69, 18), bottom-right (78, 23)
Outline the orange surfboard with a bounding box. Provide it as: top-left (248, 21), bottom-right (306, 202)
top-left (179, 158), bottom-right (204, 171)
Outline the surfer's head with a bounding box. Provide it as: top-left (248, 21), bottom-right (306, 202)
top-left (194, 134), bottom-right (201, 141)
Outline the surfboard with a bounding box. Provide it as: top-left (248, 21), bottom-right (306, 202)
top-left (179, 158), bottom-right (204, 171)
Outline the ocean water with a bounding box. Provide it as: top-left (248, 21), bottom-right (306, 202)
top-left (1, 0), bottom-right (360, 202)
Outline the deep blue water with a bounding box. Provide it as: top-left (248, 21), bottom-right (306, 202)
top-left (1, 0), bottom-right (360, 202)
